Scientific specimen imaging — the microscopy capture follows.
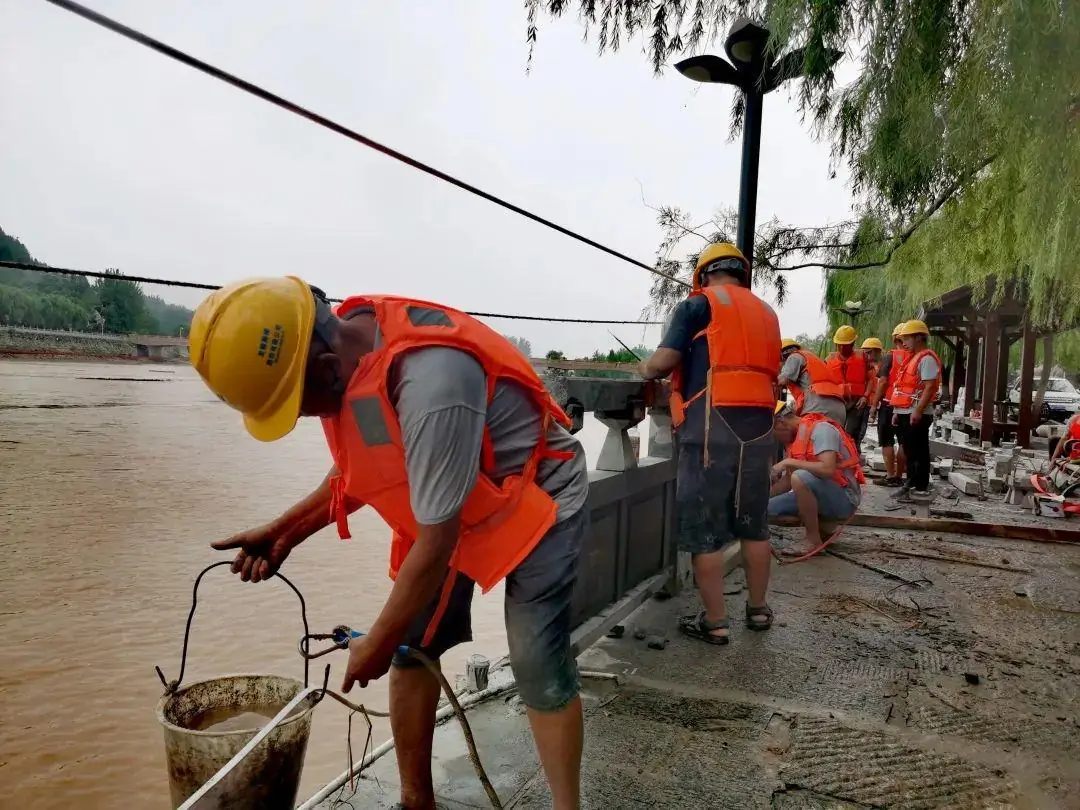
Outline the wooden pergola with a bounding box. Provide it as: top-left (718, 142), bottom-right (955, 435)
top-left (918, 277), bottom-right (1073, 448)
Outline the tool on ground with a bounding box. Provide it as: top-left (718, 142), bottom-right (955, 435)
top-left (824, 549), bottom-right (929, 588)
top-left (608, 331), bottom-right (644, 361)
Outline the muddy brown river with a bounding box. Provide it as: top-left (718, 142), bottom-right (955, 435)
top-left (0, 359), bottom-right (612, 808)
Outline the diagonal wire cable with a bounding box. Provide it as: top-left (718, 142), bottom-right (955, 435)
top-left (0, 260), bottom-right (663, 324)
top-left (40, 0), bottom-right (688, 289)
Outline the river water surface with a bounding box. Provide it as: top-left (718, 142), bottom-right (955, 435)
top-left (0, 359), bottom-right (614, 809)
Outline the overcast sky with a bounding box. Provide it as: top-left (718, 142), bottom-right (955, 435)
top-left (2, 0), bottom-right (858, 356)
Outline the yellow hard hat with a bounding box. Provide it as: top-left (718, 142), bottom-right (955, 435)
top-left (833, 325), bottom-right (857, 345)
top-left (861, 337), bottom-right (883, 350)
top-left (692, 242), bottom-right (749, 288)
top-left (189, 276), bottom-right (316, 442)
top-left (898, 319), bottom-right (929, 337)
top-left (780, 338), bottom-right (800, 350)
top-left (891, 322), bottom-right (906, 337)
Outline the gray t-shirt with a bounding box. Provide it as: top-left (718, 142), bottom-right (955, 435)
top-left (810, 422), bottom-right (861, 507)
top-left (893, 354), bottom-right (940, 415)
top-left (779, 352), bottom-right (846, 424)
top-left (389, 346), bottom-right (589, 526)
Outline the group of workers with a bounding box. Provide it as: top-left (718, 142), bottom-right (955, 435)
top-left (184, 242), bottom-right (941, 810)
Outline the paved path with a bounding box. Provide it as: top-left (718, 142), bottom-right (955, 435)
top-left (308, 496), bottom-right (1080, 809)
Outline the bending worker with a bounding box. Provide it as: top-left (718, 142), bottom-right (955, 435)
top-left (826, 325), bottom-right (874, 441)
top-left (769, 401), bottom-right (865, 557)
top-left (778, 338), bottom-right (846, 424)
top-left (889, 319), bottom-right (941, 500)
top-left (639, 242), bottom-right (780, 645)
top-left (872, 324), bottom-right (909, 487)
top-left (189, 278), bottom-right (589, 810)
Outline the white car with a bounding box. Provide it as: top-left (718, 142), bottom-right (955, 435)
top-left (1008, 376), bottom-right (1080, 418)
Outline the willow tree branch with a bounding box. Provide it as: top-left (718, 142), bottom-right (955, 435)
top-left (771, 155), bottom-right (996, 273)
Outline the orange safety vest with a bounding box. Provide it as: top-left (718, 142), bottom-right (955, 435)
top-left (889, 348), bottom-right (942, 409)
top-left (321, 295), bottom-right (575, 646)
top-left (785, 349), bottom-right (844, 415)
top-left (825, 350), bottom-right (871, 402)
top-left (787, 412), bottom-right (867, 489)
top-left (669, 285), bottom-right (781, 427)
top-left (883, 348), bottom-right (909, 401)
top-left (1067, 416), bottom-right (1080, 460)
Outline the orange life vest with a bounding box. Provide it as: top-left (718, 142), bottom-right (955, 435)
top-left (669, 285), bottom-right (781, 427)
top-left (1066, 416), bottom-right (1080, 460)
top-left (787, 412), bottom-right (867, 488)
top-left (785, 349), bottom-right (844, 415)
top-left (321, 295), bottom-right (575, 646)
top-left (825, 349), bottom-right (871, 402)
top-left (890, 348), bottom-right (942, 409)
top-left (883, 348), bottom-right (909, 403)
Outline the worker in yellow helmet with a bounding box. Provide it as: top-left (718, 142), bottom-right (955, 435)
top-left (888, 319), bottom-right (941, 500)
top-left (638, 241), bottom-right (780, 643)
top-left (872, 323), bottom-right (910, 487)
top-left (189, 277), bottom-right (588, 809)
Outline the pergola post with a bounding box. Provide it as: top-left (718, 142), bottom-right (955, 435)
top-left (980, 314), bottom-right (1002, 445)
top-left (1016, 322), bottom-right (1038, 448)
top-left (963, 326), bottom-right (979, 418)
top-left (952, 337), bottom-right (966, 405)
top-left (996, 333), bottom-right (1011, 402)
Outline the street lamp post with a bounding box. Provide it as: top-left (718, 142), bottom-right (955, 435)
top-left (675, 18), bottom-right (842, 284)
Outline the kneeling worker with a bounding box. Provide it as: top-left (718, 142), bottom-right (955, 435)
top-left (769, 401), bottom-right (865, 557)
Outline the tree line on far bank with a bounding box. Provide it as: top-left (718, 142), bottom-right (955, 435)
top-left (0, 227), bottom-right (193, 335)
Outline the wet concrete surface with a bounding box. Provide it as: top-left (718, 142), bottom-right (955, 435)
top-left (311, 491), bottom-right (1080, 809)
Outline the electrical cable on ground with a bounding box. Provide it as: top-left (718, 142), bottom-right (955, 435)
top-left (0, 260), bottom-right (662, 325)
top-left (40, 0), bottom-right (688, 290)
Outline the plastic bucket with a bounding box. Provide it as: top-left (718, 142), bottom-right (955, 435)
top-left (157, 674), bottom-right (315, 809)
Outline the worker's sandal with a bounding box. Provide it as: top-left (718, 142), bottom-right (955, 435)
top-left (745, 602), bottom-right (774, 631)
top-left (678, 611), bottom-right (730, 645)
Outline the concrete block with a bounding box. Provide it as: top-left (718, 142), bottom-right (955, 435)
top-left (1011, 473), bottom-right (1036, 492)
top-left (949, 471), bottom-right (981, 495)
top-left (937, 458), bottom-right (955, 475)
top-left (988, 475), bottom-right (1007, 494)
top-left (869, 455), bottom-right (886, 472)
top-left (992, 455), bottom-right (1012, 477)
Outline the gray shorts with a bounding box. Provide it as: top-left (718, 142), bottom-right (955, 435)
top-left (675, 415), bottom-right (775, 555)
top-left (768, 469), bottom-right (858, 520)
top-left (392, 508), bottom-right (587, 713)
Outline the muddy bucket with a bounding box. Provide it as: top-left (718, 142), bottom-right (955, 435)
top-left (157, 674), bottom-right (315, 809)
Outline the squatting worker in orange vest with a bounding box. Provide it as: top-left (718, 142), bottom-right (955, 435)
top-left (188, 278), bottom-right (589, 810)
top-left (638, 242), bottom-right (781, 645)
top-left (872, 324), bottom-right (910, 487)
top-left (889, 319), bottom-right (942, 499)
top-left (769, 401), bottom-right (865, 557)
top-left (1049, 412), bottom-right (1080, 465)
top-left (825, 325), bottom-right (874, 442)
top-left (777, 338), bottom-right (847, 425)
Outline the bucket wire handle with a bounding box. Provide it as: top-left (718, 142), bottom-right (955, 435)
top-left (155, 560), bottom-right (311, 694)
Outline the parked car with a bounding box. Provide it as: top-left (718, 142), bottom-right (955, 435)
top-left (1007, 376), bottom-right (1080, 419)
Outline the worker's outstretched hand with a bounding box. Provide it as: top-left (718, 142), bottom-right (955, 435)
top-left (211, 523), bottom-right (294, 583)
top-left (341, 633), bottom-right (395, 692)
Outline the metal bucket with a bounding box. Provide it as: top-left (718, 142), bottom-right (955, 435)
top-left (157, 674), bottom-right (315, 809)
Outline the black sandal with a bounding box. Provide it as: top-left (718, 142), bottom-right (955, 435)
top-left (745, 602), bottom-right (774, 631)
top-left (678, 611), bottom-right (730, 645)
